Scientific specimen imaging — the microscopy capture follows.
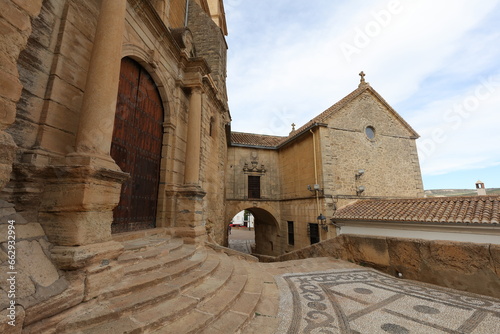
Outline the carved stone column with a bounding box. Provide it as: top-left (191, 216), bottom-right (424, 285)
top-left (39, 0), bottom-right (128, 269)
top-left (69, 0), bottom-right (127, 169)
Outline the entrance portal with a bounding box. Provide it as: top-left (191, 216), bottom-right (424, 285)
top-left (111, 57), bottom-right (164, 233)
top-left (227, 207), bottom-right (280, 256)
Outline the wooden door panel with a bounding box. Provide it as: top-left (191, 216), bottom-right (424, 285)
top-left (111, 57), bottom-right (163, 233)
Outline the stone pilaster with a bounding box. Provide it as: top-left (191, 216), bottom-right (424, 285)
top-left (184, 87), bottom-right (203, 185)
top-left (169, 86), bottom-right (207, 243)
top-left (73, 0), bottom-right (127, 162)
top-left (39, 0), bottom-right (128, 268)
top-left (171, 185), bottom-right (207, 244)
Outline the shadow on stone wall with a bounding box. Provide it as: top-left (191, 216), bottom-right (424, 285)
top-left (268, 234), bottom-right (500, 299)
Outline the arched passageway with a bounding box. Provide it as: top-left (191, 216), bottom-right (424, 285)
top-left (228, 210), bottom-right (255, 254)
top-left (227, 206), bottom-right (281, 256)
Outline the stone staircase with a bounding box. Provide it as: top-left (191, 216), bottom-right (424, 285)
top-left (22, 233), bottom-right (345, 334)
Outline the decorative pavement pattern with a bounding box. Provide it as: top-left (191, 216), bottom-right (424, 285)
top-left (276, 269), bottom-right (500, 334)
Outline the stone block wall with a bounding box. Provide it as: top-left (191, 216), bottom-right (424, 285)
top-left (276, 234), bottom-right (500, 299)
top-left (0, 0), bottom-right (44, 195)
top-left (322, 90), bottom-right (424, 198)
top-left (279, 134), bottom-right (318, 199)
top-left (186, 0), bottom-right (229, 243)
top-left (200, 99), bottom-right (229, 244)
top-left (188, 0), bottom-right (228, 102)
top-left (226, 146), bottom-right (281, 200)
top-left (169, 0), bottom-right (187, 28)
top-left (279, 198), bottom-right (334, 252)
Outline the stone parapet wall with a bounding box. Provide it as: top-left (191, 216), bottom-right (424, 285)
top-left (275, 234), bottom-right (500, 299)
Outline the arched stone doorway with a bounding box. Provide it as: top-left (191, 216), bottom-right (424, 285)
top-left (110, 57), bottom-right (164, 233)
top-left (227, 206), bottom-right (281, 256)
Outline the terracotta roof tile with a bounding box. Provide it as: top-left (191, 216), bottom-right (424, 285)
top-left (230, 132), bottom-right (285, 148)
top-left (332, 196), bottom-right (500, 225)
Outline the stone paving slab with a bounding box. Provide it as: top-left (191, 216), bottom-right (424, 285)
top-left (275, 268), bottom-right (500, 334)
top-left (228, 239), bottom-right (255, 254)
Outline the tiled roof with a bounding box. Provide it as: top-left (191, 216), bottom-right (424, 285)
top-left (231, 132), bottom-right (286, 148)
top-left (332, 196), bottom-right (500, 225)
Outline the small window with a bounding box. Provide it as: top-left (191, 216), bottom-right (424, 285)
top-left (365, 126), bottom-right (375, 140)
top-left (308, 223), bottom-right (320, 244)
top-left (248, 175), bottom-right (261, 199)
top-left (209, 116), bottom-right (215, 137)
top-left (287, 221), bottom-right (295, 245)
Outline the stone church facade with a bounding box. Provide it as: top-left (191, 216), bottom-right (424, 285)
top-left (0, 0), bottom-right (425, 329)
top-left (227, 78), bottom-right (424, 256)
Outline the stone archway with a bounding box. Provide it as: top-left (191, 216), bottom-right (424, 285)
top-left (226, 204), bottom-right (282, 257)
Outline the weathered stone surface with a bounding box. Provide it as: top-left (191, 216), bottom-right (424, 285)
top-left (345, 234), bottom-right (390, 268)
top-left (0, 0), bottom-right (32, 31)
top-left (12, 0), bottom-right (43, 17)
top-left (0, 207), bottom-right (16, 218)
top-left (3, 213), bottom-right (27, 225)
top-left (22, 272), bottom-right (84, 327)
top-left (50, 240), bottom-right (124, 270)
top-left (0, 262), bottom-right (35, 300)
top-left (491, 244), bottom-right (500, 276)
top-left (427, 240), bottom-right (492, 274)
top-left (16, 240), bottom-right (59, 287)
top-left (0, 305), bottom-right (25, 333)
top-left (84, 264), bottom-right (124, 301)
top-left (39, 211), bottom-right (113, 246)
top-left (318, 235), bottom-right (350, 260)
top-left (0, 247), bottom-right (7, 262)
top-left (387, 237), bottom-right (425, 278)
top-left (0, 131), bottom-right (16, 189)
top-left (0, 223), bottom-right (44, 243)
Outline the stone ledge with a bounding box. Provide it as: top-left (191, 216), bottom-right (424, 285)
top-left (50, 240), bottom-right (124, 270)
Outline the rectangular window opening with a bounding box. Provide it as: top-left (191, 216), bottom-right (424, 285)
top-left (248, 175), bottom-right (261, 199)
top-left (287, 221), bottom-right (295, 245)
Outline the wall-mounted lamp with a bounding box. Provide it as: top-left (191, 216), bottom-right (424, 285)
top-left (355, 169), bottom-right (365, 179)
top-left (317, 213), bottom-right (328, 231)
top-left (356, 185), bottom-right (365, 196)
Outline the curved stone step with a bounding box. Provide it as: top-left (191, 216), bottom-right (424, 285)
top-left (237, 262), bottom-right (281, 334)
top-left (153, 256), bottom-right (251, 334)
top-left (68, 251), bottom-right (235, 334)
top-left (23, 245), bottom-right (210, 334)
top-left (129, 252), bottom-right (237, 333)
top-left (201, 258), bottom-right (266, 334)
top-left (56, 250), bottom-right (214, 333)
top-left (117, 237), bottom-right (183, 264)
top-left (122, 236), bottom-right (172, 252)
top-left (123, 243), bottom-right (196, 277)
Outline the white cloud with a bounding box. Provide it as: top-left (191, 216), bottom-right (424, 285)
top-left (225, 0), bottom-right (500, 187)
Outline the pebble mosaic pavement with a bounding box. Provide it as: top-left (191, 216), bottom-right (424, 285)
top-left (275, 269), bottom-right (500, 334)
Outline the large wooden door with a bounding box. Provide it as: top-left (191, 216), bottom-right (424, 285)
top-left (111, 57), bottom-right (164, 233)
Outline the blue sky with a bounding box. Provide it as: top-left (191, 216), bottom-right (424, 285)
top-left (224, 0), bottom-right (500, 190)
